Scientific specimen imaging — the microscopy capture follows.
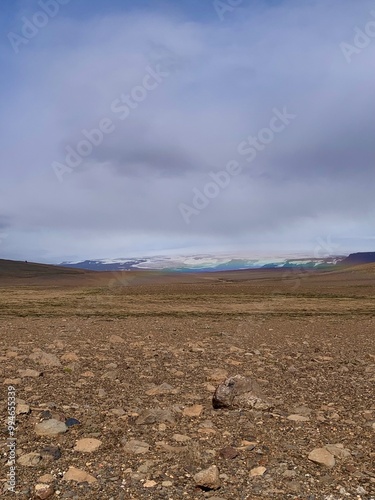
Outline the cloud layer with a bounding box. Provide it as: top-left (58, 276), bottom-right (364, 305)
top-left (1, 0), bottom-right (374, 262)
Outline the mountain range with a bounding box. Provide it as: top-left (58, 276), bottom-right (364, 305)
top-left (58, 252), bottom-right (375, 273)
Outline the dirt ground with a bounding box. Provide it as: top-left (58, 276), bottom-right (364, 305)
top-left (0, 264), bottom-right (374, 499)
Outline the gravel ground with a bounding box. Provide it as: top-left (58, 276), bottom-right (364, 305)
top-left (1, 313), bottom-right (374, 499)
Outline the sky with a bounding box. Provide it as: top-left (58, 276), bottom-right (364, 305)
top-left (0, 0), bottom-right (374, 263)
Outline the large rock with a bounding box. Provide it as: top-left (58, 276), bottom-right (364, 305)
top-left (212, 375), bottom-right (271, 410)
top-left (193, 465), bottom-right (221, 490)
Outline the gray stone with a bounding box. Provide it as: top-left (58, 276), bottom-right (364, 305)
top-left (35, 419), bottom-right (68, 436)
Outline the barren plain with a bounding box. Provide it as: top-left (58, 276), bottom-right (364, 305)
top-left (0, 261), bottom-right (374, 499)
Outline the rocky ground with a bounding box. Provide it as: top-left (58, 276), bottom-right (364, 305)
top-left (0, 269), bottom-right (375, 499)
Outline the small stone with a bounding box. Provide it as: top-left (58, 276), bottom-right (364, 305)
top-left (143, 480), bottom-right (157, 488)
top-left (16, 403), bottom-right (31, 415)
top-left (173, 434), bottom-right (191, 442)
top-left (287, 414), bottom-right (310, 422)
top-left (156, 441), bottom-right (186, 453)
top-left (183, 404), bottom-right (203, 417)
top-left (324, 444), bottom-right (351, 459)
top-left (35, 483), bottom-right (55, 499)
top-left (109, 334), bottom-right (125, 343)
top-left (282, 469), bottom-right (296, 478)
top-left (308, 448), bottom-right (335, 468)
top-left (136, 408), bottom-right (175, 425)
top-left (38, 474), bottom-right (54, 483)
top-left (207, 368), bottom-right (228, 382)
top-left (65, 418), bottom-right (81, 427)
top-left (250, 466), bottom-right (267, 477)
top-left (110, 408), bottom-right (126, 416)
top-left (162, 480), bottom-right (173, 487)
top-left (146, 383), bottom-right (177, 396)
top-left (29, 351), bottom-right (61, 367)
top-left (6, 351), bottom-right (18, 358)
top-left (194, 465), bottom-right (221, 490)
top-left (74, 438), bottom-right (102, 453)
top-left (219, 446), bottom-right (239, 459)
top-left (61, 352), bottom-right (79, 362)
top-left (63, 466), bottom-right (97, 484)
top-left (18, 369), bottom-right (42, 378)
top-left (40, 446), bottom-right (61, 461)
top-left (18, 452), bottom-right (42, 467)
top-left (123, 439), bottom-right (150, 454)
top-left (356, 486), bottom-right (367, 495)
top-left (35, 419), bottom-right (68, 436)
top-left (3, 378), bottom-right (21, 385)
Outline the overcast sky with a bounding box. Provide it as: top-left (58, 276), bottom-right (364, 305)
top-left (0, 0), bottom-right (374, 263)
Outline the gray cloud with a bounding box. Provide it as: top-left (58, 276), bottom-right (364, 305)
top-left (1, 0), bottom-right (374, 262)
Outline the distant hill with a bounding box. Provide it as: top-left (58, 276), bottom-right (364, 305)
top-left (0, 259), bottom-right (88, 278)
top-left (341, 252), bottom-right (375, 266)
top-left (0, 259), bottom-right (95, 287)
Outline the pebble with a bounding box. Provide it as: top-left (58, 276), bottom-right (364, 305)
top-left (109, 335), bottom-right (125, 344)
top-left (18, 452), bottom-right (42, 467)
top-left (136, 408), bottom-right (175, 424)
top-left (16, 403), bottom-right (31, 415)
top-left (63, 467), bottom-right (97, 484)
top-left (325, 443), bottom-right (351, 459)
top-left (250, 466), bottom-right (267, 477)
top-left (173, 433), bottom-right (191, 442)
top-left (308, 448), bottom-right (335, 468)
top-left (143, 480), bottom-right (157, 488)
top-left (287, 414), bottom-right (310, 422)
top-left (219, 446), bottom-right (239, 459)
top-left (35, 419), bottom-right (68, 436)
top-left (74, 438), bottom-right (102, 453)
top-left (29, 351), bottom-right (61, 367)
top-left (61, 352), bottom-right (79, 362)
top-left (193, 465), bottom-right (221, 490)
top-left (34, 483), bottom-right (55, 499)
top-left (65, 418), bottom-right (81, 427)
top-left (123, 439), bottom-right (150, 454)
top-left (38, 474), bottom-right (54, 483)
top-left (183, 404), bottom-right (203, 417)
top-left (146, 383), bottom-right (177, 396)
top-left (40, 446), bottom-right (61, 461)
top-left (18, 369), bottom-right (42, 378)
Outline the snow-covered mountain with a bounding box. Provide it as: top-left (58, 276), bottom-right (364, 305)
top-left (59, 254), bottom-right (346, 272)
